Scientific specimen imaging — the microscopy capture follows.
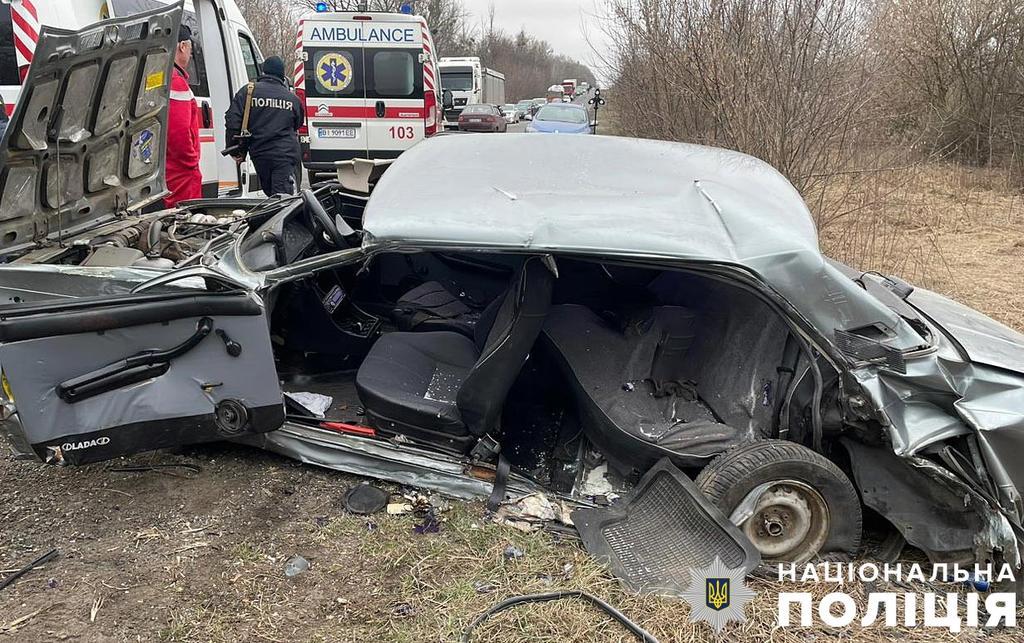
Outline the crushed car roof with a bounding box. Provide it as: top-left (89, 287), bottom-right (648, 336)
top-left (362, 134), bottom-right (925, 349)
top-left (364, 134), bottom-right (818, 262)
top-left (0, 4), bottom-right (178, 256)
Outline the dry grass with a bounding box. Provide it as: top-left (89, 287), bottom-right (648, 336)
top-left (819, 162), bottom-right (1024, 331)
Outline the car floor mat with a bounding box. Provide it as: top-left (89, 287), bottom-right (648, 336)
top-left (571, 458), bottom-right (760, 595)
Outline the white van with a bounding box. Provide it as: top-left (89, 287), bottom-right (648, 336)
top-left (295, 10), bottom-right (450, 177)
top-left (0, 0), bottom-right (265, 197)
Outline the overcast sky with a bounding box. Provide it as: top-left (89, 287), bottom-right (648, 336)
top-left (459, 0), bottom-right (612, 82)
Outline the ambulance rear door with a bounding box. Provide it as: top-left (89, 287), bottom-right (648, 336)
top-left (303, 19), bottom-right (368, 175)
top-left (362, 21), bottom-right (426, 158)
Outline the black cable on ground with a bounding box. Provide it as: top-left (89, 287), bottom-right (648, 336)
top-left (0, 548), bottom-right (59, 593)
top-left (107, 463), bottom-right (202, 477)
top-left (461, 590), bottom-right (659, 643)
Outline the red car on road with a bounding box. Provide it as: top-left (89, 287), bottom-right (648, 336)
top-left (457, 104), bottom-right (507, 132)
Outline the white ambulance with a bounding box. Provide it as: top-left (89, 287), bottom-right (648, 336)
top-left (295, 9), bottom-right (451, 178)
top-left (0, 0), bottom-right (265, 197)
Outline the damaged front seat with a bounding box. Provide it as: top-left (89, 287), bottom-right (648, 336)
top-left (355, 256), bottom-right (555, 451)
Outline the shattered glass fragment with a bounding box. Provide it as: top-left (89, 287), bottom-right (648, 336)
top-left (424, 364), bottom-right (464, 403)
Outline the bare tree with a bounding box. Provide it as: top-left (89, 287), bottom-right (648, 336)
top-left (602, 0), bottom-right (891, 226)
top-left (464, 21), bottom-right (598, 100)
top-left (871, 0), bottom-right (1024, 166)
top-left (236, 0), bottom-right (301, 61)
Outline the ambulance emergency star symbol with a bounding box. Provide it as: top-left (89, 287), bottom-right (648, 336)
top-left (320, 59), bottom-right (348, 87)
top-left (681, 556), bottom-right (756, 633)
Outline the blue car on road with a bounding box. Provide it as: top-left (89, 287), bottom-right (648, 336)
top-left (525, 103), bottom-right (592, 134)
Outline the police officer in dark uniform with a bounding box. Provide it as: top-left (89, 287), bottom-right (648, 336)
top-left (225, 56), bottom-right (304, 197)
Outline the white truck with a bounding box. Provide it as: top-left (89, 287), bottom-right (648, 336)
top-left (438, 56), bottom-right (505, 130)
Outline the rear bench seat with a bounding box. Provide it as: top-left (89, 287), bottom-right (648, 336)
top-left (541, 304), bottom-right (742, 472)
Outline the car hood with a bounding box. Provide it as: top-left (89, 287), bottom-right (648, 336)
top-left (0, 4), bottom-right (180, 257)
top-left (909, 287), bottom-right (1024, 374)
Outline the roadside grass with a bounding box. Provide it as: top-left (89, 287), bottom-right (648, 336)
top-left (819, 161), bottom-right (1024, 330)
top-left (149, 497), bottom-right (1024, 643)
top-left (151, 497), bottom-right (1024, 643)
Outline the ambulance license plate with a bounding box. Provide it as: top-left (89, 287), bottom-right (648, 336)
top-left (318, 127), bottom-right (357, 139)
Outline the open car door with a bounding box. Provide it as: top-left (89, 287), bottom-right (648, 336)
top-left (0, 285), bottom-right (284, 465)
top-left (0, 5), bottom-right (284, 465)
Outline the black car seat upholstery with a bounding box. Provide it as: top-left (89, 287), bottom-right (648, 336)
top-left (542, 304), bottom-right (742, 472)
top-left (391, 281), bottom-right (481, 337)
top-left (356, 257), bottom-right (555, 451)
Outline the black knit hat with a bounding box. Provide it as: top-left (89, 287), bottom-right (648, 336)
top-left (262, 56), bottom-right (286, 79)
top-left (178, 24), bottom-right (193, 43)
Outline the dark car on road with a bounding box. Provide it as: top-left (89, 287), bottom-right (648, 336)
top-left (457, 104), bottom-right (507, 133)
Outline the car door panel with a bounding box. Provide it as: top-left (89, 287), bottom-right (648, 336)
top-left (0, 292), bottom-right (284, 465)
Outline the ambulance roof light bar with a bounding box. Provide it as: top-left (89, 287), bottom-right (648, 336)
top-left (314, 1), bottom-right (329, 12)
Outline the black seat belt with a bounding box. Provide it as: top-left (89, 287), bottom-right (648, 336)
top-left (487, 454), bottom-right (511, 512)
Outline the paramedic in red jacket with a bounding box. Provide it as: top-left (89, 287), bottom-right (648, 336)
top-left (165, 24), bottom-right (202, 207)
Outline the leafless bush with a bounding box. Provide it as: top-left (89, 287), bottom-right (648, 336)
top-left (603, 0), bottom-right (900, 227)
top-left (871, 0), bottom-right (1024, 166)
top-left (603, 0), bottom-right (1024, 180)
top-left (458, 28), bottom-right (597, 101)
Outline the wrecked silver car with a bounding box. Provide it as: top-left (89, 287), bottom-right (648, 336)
top-left (1, 4), bottom-right (1023, 584)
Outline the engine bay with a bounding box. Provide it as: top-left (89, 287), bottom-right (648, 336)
top-left (0, 186), bottom-right (362, 275)
top-left (3, 205), bottom-right (246, 269)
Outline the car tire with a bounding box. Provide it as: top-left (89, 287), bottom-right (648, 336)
top-left (695, 440), bottom-right (861, 563)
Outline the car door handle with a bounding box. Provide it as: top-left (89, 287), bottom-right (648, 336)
top-left (57, 318), bottom-right (214, 403)
top-left (375, 101), bottom-right (385, 118)
top-left (216, 328), bottom-right (242, 357)
top-left (201, 102), bottom-right (214, 129)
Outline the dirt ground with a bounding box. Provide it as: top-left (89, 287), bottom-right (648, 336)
top-left (3, 162), bottom-right (1024, 641)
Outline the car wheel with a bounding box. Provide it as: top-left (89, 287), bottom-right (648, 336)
top-left (695, 440), bottom-right (861, 564)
